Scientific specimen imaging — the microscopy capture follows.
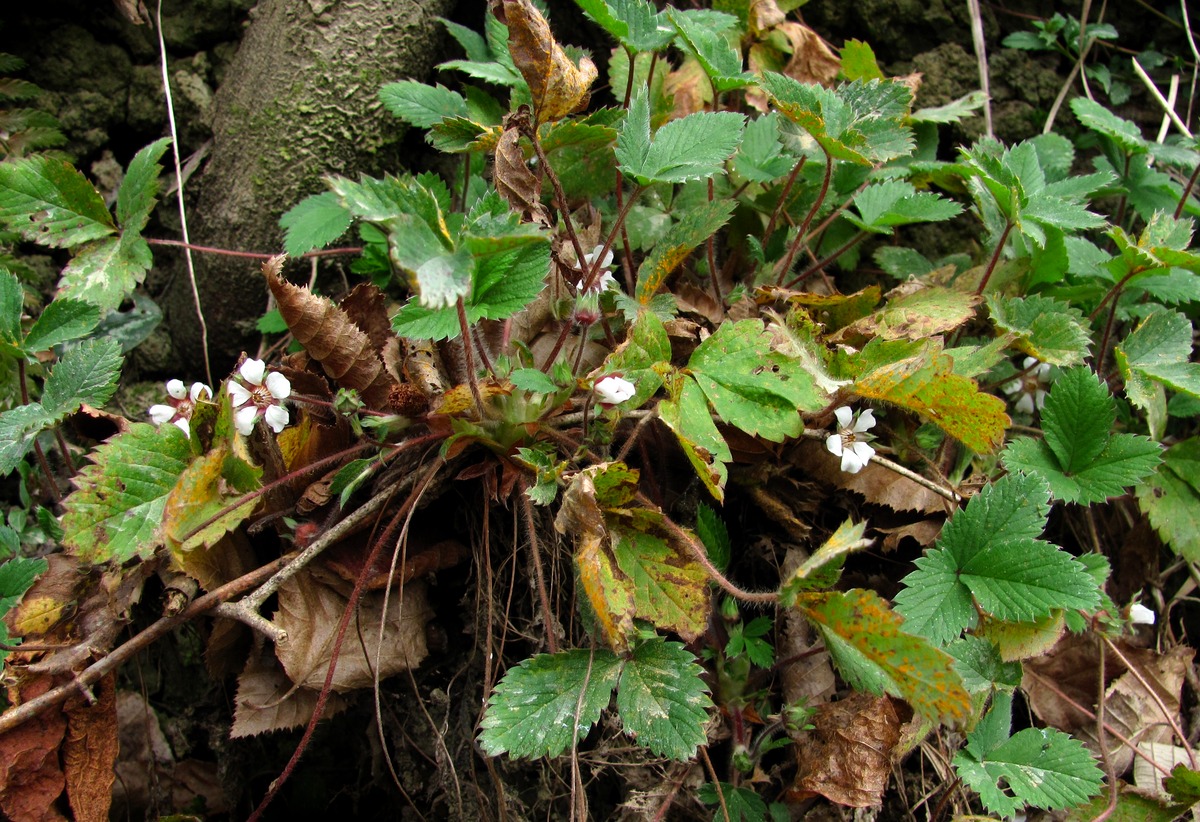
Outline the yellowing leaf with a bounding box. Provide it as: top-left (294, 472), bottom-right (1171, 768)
top-left (162, 446), bottom-right (261, 558)
top-left (844, 283), bottom-right (979, 341)
top-left (853, 340), bottom-right (1010, 453)
top-left (610, 524), bottom-right (708, 642)
top-left (500, 0), bottom-right (597, 123)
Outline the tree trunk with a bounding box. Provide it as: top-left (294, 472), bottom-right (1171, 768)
top-left (166, 0), bottom-right (453, 371)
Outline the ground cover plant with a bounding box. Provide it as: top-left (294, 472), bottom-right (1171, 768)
top-left (0, 0), bottom-right (1199, 818)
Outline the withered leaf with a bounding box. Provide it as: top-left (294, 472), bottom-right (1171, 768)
top-left (499, 0), bottom-right (597, 123)
top-left (790, 693), bottom-right (905, 807)
top-left (777, 22), bottom-right (841, 86)
top-left (63, 674), bottom-right (117, 822)
top-left (794, 439), bottom-right (953, 515)
top-left (230, 644), bottom-right (347, 738)
top-left (262, 255), bottom-right (396, 409)
top-left (272, 569), bottom-right (432, 692)
top-left (338, 282), bottom-right (395, 355)
top-left (495, 121), bottom-right (550, 227)
top-left (0, 675), bottom-right (68, 822)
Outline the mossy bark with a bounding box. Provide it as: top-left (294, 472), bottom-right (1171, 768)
top-left (166, 0), bottom-right (453, 369)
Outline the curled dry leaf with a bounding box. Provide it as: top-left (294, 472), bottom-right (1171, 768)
top-left (63, 673), bottom-right (117, 822)
top-left (324, 537), bottom-right (470, 591)
top-left (495, 117), bottom-right (551, 227)
top-left (789, 693), bottom-right (907, 808)
top-left (497, 0), bottom-right (597, 123)
top-left (262, 255), bottom-right (396, 409)
top-left (230, 643), bottom-right (346, 739)
top-left (272, 569), bottom-right (432, 692)
top-left (777, 22), bottom-right (841, 86)
top-left (0, 675), bottom-right (68, 822)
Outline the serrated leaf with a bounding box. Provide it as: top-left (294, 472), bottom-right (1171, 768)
top-left (852, 340), bottom-right (1010, 453)
top-left (379, 80), bottom-right (468, 128)
top-left (0, 556), bottom-right (47, 613)
top-left (1117, 310), bottom-right (1200, 411)
top-left (478, 648), bottom-right (623, 758)
top-left (0, 155), bottom-right (115, 247)
top-left (0, 268), bottom-right (24, 354)
top-left (0, 404), bottom-right (55, 475)
top-left (163, 447), bottom-right (261, 556)
top-left (610, 525), bottom-right (708, 641)
top-left (845, 283), bottom-right (978, 341)
top-left (1070, 96), bottom-right (1146, 153)
top-left (57, 233), bottom-right (153, 311)
top-left (616, 87), bottom-right (745, 184)
top-left (733, 112), bottom-right (796, 183)
top-left (795, 588), bottom-right (971, 724)
top-left (1138, 438), bottom-right (1200, 561)
top-left (947, 636), bottom-right (1023, 694)
top-left (635, 199), bottom-right (735, 304)
top-left (987, 294), bottom-right (1091, 366)
top-left (668, 8), bottom-right (754, 92)
top-left (510, 367), bottom-right (559, 394)
top-left (501, 0), bottom-right (597, 123)
top-left (542, 119), bottom-right (618, 199)
top-left (615, 637), bottom-right (712, 759)
top-left (41, 336), bottom-right (122, 416)
top-left (62, 423), bottom-right (194, 563)
top-left (21, 297), bottom-right (99, 354)
top-left (846, 180), bottom-right (962, 233)
top-left (698, 783), bottom-right (767, 821)
top-left (575, 0), bottom-right (672, 52)
top-left (115, 137), bottom-right (171, 233)
top-left (688, 318), bottom-right (823, 441)
top-left (780, 519), bottom-right (869, 603)
top-left (694, 503), bottom-right (730, 573)
top-left (602, 310), bottom-right (670, 408)
top-left (658, 373), bottom-right (731, 501)
top-left (911, 89), bottom-right (988, 123)
top-left (279, 192), bottom-right (352, 257)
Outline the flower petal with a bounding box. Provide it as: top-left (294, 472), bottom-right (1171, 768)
top-left (166, 379), bottom-right (186, 399)
top-left (173, 418), bottom-right (191, 437)
top-left (850, 441), bottom-right (876, 466)
top-left (853, 408), bottom-right (876, 433)
top-left (825, 433), bottom-right (844, 456)
top-left (1128, 602), bottom-right (1155, 625)
top-left (265, 371), bottom-right (291, 400)
top-left (148, 404), bottom-right (176, 425)
top-left (1015, 393), bottom-right (1035, 415)
top-left (1022, 356), bottom-right (1039, 370)
top-left (1002, 379), bottom-right (1022, 396)
top-left (228, 381), bottom-right (252, 408)
top-left (595, 375), bottom-right (635, 404)
top-left (833, 406), bottom-right (854, 429)
top-left (234, 406), bottom-right (258, 436)
top-left (264, 403), bottom-right (290, 433)
top-left (190, 382), bottom-right (213, 402)
top-left (840, 447), bottom-right (865, 474)
top-left (239, 358), bottom-right (266, 386)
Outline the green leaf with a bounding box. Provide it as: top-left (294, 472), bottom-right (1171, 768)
top-left (1069, 96), bottom-right (1146, 154)
top-left (987, 294), bottom-right (1091, 366)
top-left (615, 88), bottom-right (745, 184)
top-left (115, 137), bottom-right (172, 233)
top-left (575, 0), bottom-right (673, 53)
top-left (840, 40), bottom-right (883, 81)
top-left (610, 525), bottom-right (709, 640)
top-left (510, 367), bottom-right (559, 394)
top-left (1117, 310), bottom-right (1200, 410)
top-left (956, 709), bottom-right (1103, 814)
top-left (0, 268), bottom-right (25, 354)
top-left (695, 503), bottom-right (731, 573)
top-left (414, 248), bottom-right (473, 310)
top-left (1137, 438), bottom-right (1200, 561)
top-left (846, 180), bottom-right (962, 233)
top-left (668, 8), bottom-right (753, 92)
top-left (478, 648), bottom-right (623, 758)
top-left (780, 519), bottom-right (869, 603)
top-left (733, 112), bottom-right (796, 183)
top-left (41, 337), bottom-right (122, 416)
top-left (698, 783), bottom-right (768, 822)
top-left (758, 73), bottom-right (914, 165)
top-left (947, 636), bottom-right (1023, 694)
top-left (62, 423), bottom-right (194, 563)
top-left (22, 297), bottom-right (99, 354)
top-left (635, 199), bottom-right (735, 304)
top-left (796, 588), bottom-right (971, 724)
top-left (1003, 367), bottom-right (1162, 504)
top-left (379, 80), bottom-right (468, 128)
top-left (687, 318), bottom-right (824, 441)
top-left (543, 119), bottom-right (618, 199)
top-left (0, 555), bottom-right (47, 614)
top-left (280, 192), bottom-right (352, 256)
top-left (852, 340), bottom-right (1010, 453)
top-left (602, 310), bottom-right (670, 408)
top-left (658, 373), bottom-right (732, 501)
top-left (911, 90), bottom-right (988, 124)
top-left (895, 473), bottom-right (1100, 643)
top-left (163, 447), bottom-right (261, 555)
top-left (0, 155), bottom-right (115, 247)
top-left (615, 637), bottom-right (712, 760)
top-left (57, 233), bottom-right (153, 311)
top-left (846, 284), bottom-right (978, 341)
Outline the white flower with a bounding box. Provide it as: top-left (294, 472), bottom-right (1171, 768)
top-left (580, 245), bottom-right (618, 293)
top-left (1003, 357), bottom-right (1051, 415)
top-left (229, 358), bottom-right (291, 435)
top-left (1128, 602), bottom-right (1156, 625)
top-left (825, 406), bottom-right (877, 474)
top-left (148, 379), bottom-right (212, 438)
top-left (594, 375), bottom-right (636, 406)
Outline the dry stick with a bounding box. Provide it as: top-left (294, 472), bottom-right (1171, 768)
top-left (965, 0), bottom-right (993, 139)
top-left (1175, 161), bottom-right (1200, 220)
top-left (147, 238), bottom-right (363, 259)
top-left (650, 765), bottom-right (692, 822)
top-left (1133, 57), bottom-right (1194, 138)
top-left (156, 0), bottom-right (211, 387)
top-left (798, 430), bottom-right (963, 504)
top-left (1101, 636), bottom-right (1197, 768)
top-left (0, 552), bottom-right (292, 734)
top-left (248, 460), bottom-right (443, 822)
top-left (520, 482), bottom-right (558, 653)
top-left (698, 746), bottom-right (731, 822)
top-left (1093, 636), bottom-right (1121, 822)
top-left (456, 296), bottom-right (486, 418)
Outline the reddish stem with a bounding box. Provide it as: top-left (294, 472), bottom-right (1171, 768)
top-left (775, 150), bottom-right (833, 285)
top-left (147, 238), bottom-right (363, 259)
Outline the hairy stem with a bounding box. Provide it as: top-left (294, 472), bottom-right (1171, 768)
top-left (784, 231), bottom-right (868, 289)
top-left (457, 296), bottom-right (486, 418)
top-left (1174, 160), bottom-right (1200, 219)
top-left (974, 219), bottom-right (1015, 296)
top-left (520, 483), bottom-right (557, 653)
top-left (763, 156), bottom-right (806, 248)
top-left (775, 150), bottom-right (833, 285)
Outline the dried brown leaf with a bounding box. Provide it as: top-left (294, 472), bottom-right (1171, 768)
top-left (495, 119), bottom-right (550, 227)
top-left (0, 676), bottom-right (68, 822)
top-left (272, 569), bottom-right (432, 692)
top-left (790, 693), bottom-right (906, 807)
top-left (793, 439), bottom-right (953, 515)
top-left (263, 255), bottom-right (396, 409)
top-left (230, 644), bottom-right (346, 738)
top-left (497, 0), bottom-right (597, 123)
top-left (777, 22), bottom-right (840, 86)
top-left (338, 282), bottom-right (395, 355)
top-left (324, 538), bottom-right (469, 591)
top-left (664, 57), bottom-right (710, 119)
top-left (63, 674), bottom-right (117, 822)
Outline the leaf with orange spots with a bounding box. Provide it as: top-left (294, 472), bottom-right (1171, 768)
top-left (794, 588), bottom-right (971, 725)
top-left (635, 199), bottom-right (735, 304)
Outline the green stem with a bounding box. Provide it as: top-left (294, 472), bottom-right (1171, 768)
top-left (975, 219), bottom-right (1015, 295)
top-left (775, 149), bottom-right (833, 285)
top-left (707, 176), bottom-right (721, 304)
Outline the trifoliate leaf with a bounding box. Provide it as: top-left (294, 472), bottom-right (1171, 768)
top-left (615, 637), bottom-right (712, 760)
top-left (896, 472), bottom-right (1099, 644)
top-left (1117, 310), bottom-right (1200, 410)
top-left (688, 318), bottom-right (823, 441)
top-left (280, 192), bottom-right (352, 257)
top-left (795, 588), bottom-right (971, 724)
top-left (62, 423), bottom-right (194, 563)
top-left (616, 87), bottom-right (745, 184)
top-left (846, 180), bottom-right (963, 233)
top-left (0, 155), bottom-right (115, 247)
top-left (57, 233), bottom-right (153, 311)
top-left (1137, 438), bottom-right (1200, 561)
top-left (478, 648), bottom-right (623, 758)
top-left (610, 525), bottom-right (708, 641)
top-left (116, 137), bottom-right (171, 234)
top-left (379, 80), bottom-right (468, 128)
top-left (21, 297), bottom-right (99, 354)
top-left (658, 373), bottom-right (731, 501)
top-left (41, 337), bottom-right (122, 416)
top-left (733, 112), bottom-right (796, 183)
top-left (758, 73), bottom-right (914, 165)
top-left (635, 199), bottom-right (735, 304)
top-left (1003, 367), bottom-right (1161, 504)
top-left (987, 294), bottom-right (1091, 366)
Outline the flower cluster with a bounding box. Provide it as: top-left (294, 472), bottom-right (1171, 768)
top-left (228, 358), bottom-right (291, 435)
top-left (825, 406), bottom-right (876, 474)
top-left (148, 380), bottom-right (212, 438)
top-left (1003, 357), bottom-right (1051, 414)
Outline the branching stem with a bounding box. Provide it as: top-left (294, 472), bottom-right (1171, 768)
top-left (775, 149), bottom-right (833, 285)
